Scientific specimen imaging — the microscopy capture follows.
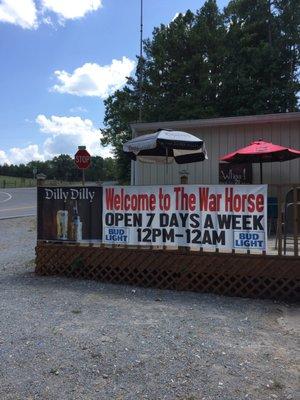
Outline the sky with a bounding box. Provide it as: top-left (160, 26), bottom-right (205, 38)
top-left (0, 0), bottom-right (227, 165)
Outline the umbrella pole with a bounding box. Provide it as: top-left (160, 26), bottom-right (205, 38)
top-left (260, 162), bottom-right (263, 184)
top-left (165, 147), bottom-right (168, 183)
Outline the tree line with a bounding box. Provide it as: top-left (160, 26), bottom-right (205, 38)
top-left (0, 154), bottom-right (117, 182)
top-left (101, 0), bottom-right (299, 182)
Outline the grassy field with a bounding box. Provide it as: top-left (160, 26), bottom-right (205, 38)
top-left (0, 175), bottom-right (36, 188)
top-left (0, 176), bottom-right (88, 188)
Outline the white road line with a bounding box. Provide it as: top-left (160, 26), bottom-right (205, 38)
top-left (0, 213), bottom-right (35, 220)
top-left (0, 187), bottom-right (35, 192)
top-left (0, 205), bottom-right (35, 212)
top-left (0, 192), bottom-right (12, 203)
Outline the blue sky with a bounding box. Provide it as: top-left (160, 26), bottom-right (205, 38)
top-left (0, 0), bottom-right (227, 165)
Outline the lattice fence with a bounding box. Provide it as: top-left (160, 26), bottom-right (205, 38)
top-left (35, 243), bottom-right (300, 301)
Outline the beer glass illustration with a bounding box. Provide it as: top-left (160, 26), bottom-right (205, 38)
top-left (56, 210), bottom-right (68, 240)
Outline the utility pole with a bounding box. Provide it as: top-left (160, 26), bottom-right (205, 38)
top-left (138, 0), bottom-right (143, 122)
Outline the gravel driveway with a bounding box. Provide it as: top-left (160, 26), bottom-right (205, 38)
top-left (0, 217), bottom-right (299, 400)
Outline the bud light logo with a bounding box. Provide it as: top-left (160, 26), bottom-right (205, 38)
top-left (234, 231), bottom-right (265, 249)
top-left (105, 227), bottom-right (129, 243)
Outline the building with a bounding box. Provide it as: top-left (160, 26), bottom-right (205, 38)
top-left (130, 112), bottom-right (300, 187)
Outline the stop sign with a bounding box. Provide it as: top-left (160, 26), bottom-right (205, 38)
top-left (75, 148), bottom-right (91, 169)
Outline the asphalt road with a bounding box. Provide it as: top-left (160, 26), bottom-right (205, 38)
top-left (0, 188), bottom-right (36, 219)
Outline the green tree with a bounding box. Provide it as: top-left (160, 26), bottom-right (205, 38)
top-left (51, 154), bottom-right (75, 181)
top-left (0, 155), bottom-right (117, 183)
top-left (102, 0), bottom-right (299, 182)
top-left (274, 0), bottom-right (300, 110)
top-left (102, 85), bottom-right (140, 183)
top-left (141, 4), bottom-right (226, 120)
top-left (221, 0), bottom-right (299, 115)
top-left (102, 1), bottom-right (226, 182)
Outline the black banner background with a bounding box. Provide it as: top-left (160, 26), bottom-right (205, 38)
top-left (37, 186), bottom-right (102, 241)
top-left (219, 163), bottom-right (252, 184)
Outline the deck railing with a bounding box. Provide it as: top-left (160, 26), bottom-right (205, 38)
top-left (270, 184), bottom-right (299, 257)
top-left (35, 182), bottom-right (300, 300)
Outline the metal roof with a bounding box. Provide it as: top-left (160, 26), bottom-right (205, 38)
top-left (130, 112), bottom-right (300, 136)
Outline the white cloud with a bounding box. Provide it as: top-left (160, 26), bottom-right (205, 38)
top-left (36, 114), bottom-right (94, 135)
top-left (52, 57), bottom-right (135, 98)
top-left (0, 144), bottom-right (44, 165)
top-left (69, 106), bottom-right (87, 113)
top-left (0, 0), bottom-right (37, 29)
top-left (9, 144), bottom-right (44, 164)
top-left (172, 12), bottom-right (180, 21)
top-left (0, 0), bottom-right (102, 29)
top-left (0, 149), bottom-right (10, 164)
top-left (42, 0), bottom-right (102, 21)
top-left (37, 114), bottom-right (112, 159)
top-left (0, 114), bottom-right (112, 165)
top-left (41, 15), bottom-right (53, 26)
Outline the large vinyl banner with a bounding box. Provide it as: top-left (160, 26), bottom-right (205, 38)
top-left (38, 186), bottom-right (102, 242)
top-left (103, 185), bottom-right (267, 251)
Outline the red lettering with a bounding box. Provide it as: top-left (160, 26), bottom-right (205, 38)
top-left (105, 188), bottom-right (114, 210)
top-left (226, 188), bottom-right (265, 212)
top-left (241, 194), bottom-right (248, 211)
top-left (233, 194), bottom-right (241, 212)
top-left (131, 194), bottom-right (137, 211)
top-left (159, 188), bottom-right (164, 210)
top-left (189, 193), bottom-right (196, 211)
top-left (256, 194), bottom-right (264, 212)
top-left (248, 194), bottom-right (255, 212)
top-left (225, 188), bottom-right (233, 211)
top-left (199, 188), bottom-right (209, 211)
top-left (120, 188), bottom-right (124, 209)
top-left (174, 187), bottom-right (197, 210)
top-left (150, 194), bottom-right (156, 211)
top-left (174, 187), bottom-right (181, 210)
top-left (114, 194), bottom-right (120, 210)
top-left (124, 194), bottom-right (130, 210)
top-left (105, 188), bottom-right (157, 211)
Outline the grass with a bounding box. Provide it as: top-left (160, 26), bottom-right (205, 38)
top-left (71, 309), bottom-right (82, 314)
top-left (269, 380), bottom-right (285, 390)
top-left (0, 175), bottom-right (36, 188)
top-left (0, 175), bottom-right (94, 188)
top-left (25, 259), bottom-right (36, 269)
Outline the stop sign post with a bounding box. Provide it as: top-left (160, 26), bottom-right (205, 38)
top-left (75, 146), bottom-right (91, 185)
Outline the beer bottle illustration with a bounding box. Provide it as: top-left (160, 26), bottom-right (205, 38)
top-left (72, 201), bottom-right (82, 242)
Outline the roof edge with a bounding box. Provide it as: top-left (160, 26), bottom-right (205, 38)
top-left (130, 112), bottom-right (300, 134)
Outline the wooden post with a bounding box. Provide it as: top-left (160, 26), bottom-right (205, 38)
top-left (36, 173), bottom-right (46, 187)
top-left (277, 185), bottom-right (282, 256)
top-left (260, 162), bottom-right (263, 184)
top-left (293, 186), bottom-right (298, 257)
top-left (179, 174), bottom-right (190, 253)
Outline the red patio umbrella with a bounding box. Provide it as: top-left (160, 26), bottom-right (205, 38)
top-left (220, 140), bottom-right (300, 184)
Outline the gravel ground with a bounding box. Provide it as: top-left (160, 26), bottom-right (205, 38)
top-left (0, 217), bottom-right (299, 400)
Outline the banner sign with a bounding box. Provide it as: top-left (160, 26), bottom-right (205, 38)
top-left (38, 186), bottom-right (102, 242)
top-left (103, 185), bottom-right (267, 251)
